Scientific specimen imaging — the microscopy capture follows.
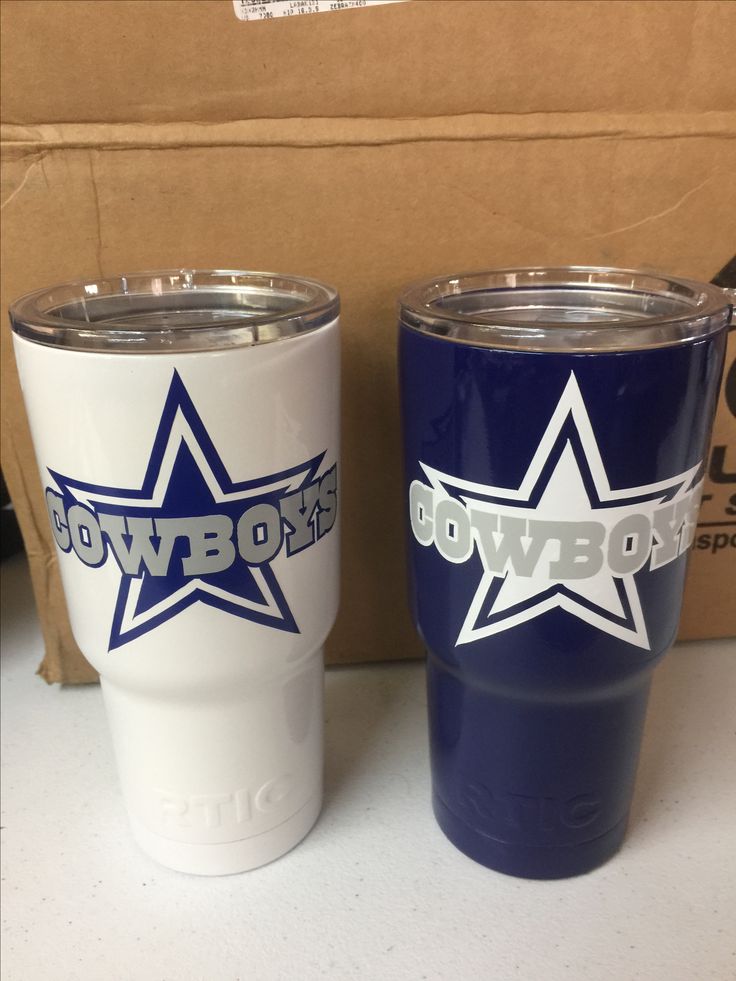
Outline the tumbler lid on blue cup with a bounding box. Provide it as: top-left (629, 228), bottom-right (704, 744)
top-left (400, 266), bottom-right (731, 351)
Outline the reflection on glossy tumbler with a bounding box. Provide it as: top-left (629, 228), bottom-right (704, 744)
top-left (399, 267), bottom-right (731, 878)
top-left (11, 270), bottom-right (340, 875)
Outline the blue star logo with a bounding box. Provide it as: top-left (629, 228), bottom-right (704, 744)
top-left (48, 371), bottom-right (329, 650)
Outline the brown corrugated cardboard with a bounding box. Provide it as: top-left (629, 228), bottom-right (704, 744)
top-left (2, 0), bottom-right (735, 683)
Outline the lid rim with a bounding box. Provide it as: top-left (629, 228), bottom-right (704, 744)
top-left (398, 266), bottom-right (731, 351)
top-left (9, 269), bottom-right (340, 352)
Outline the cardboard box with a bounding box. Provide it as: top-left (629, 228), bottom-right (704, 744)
top-left (1, 0), bottom-right (735, 683)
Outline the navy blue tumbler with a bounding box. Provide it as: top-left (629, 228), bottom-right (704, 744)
top-left (399, 268), bottom-right (731, 879)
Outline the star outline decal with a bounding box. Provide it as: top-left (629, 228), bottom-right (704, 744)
top-left (418, 373), bottom-right (703, 650)
top-left (47, 371), bottom-right (330, 651)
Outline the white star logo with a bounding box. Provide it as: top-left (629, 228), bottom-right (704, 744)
top-left (415, 373), bottom-right (702, 651)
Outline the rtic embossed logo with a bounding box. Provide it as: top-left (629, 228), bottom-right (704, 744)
top-left (45, 372), bottom-right (337, 650)
top-left (410, 373), bottom-right (702, 650)
top-left (460, 782), bottom-right (601, 832)
top-left (156, 775), bottom-right (295, 831)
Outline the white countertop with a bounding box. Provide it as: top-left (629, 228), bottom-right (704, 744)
top-left (1, 552), bottom-right (735, 981)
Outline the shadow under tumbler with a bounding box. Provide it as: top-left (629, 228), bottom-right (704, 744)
top-left (399, 267), bottom-right (731, 879)
top-left (11, 270), bottom-right (340, 875)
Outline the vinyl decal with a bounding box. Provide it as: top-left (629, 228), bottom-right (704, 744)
top-left (44, 371), bottom-right (337, 650)
top-left (409, 373), bottom-right (701, 650)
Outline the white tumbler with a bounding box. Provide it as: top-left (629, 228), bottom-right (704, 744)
top-left (10, 270), bottom-right (340, 875)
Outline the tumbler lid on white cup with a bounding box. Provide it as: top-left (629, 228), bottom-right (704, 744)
top-left (10, 268), bottom-right (339, 352)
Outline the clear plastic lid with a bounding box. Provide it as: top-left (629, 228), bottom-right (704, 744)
top-left (399, 267), bottom-right (732, 352)
top-left (10, 269), bottom-right (339, 353)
